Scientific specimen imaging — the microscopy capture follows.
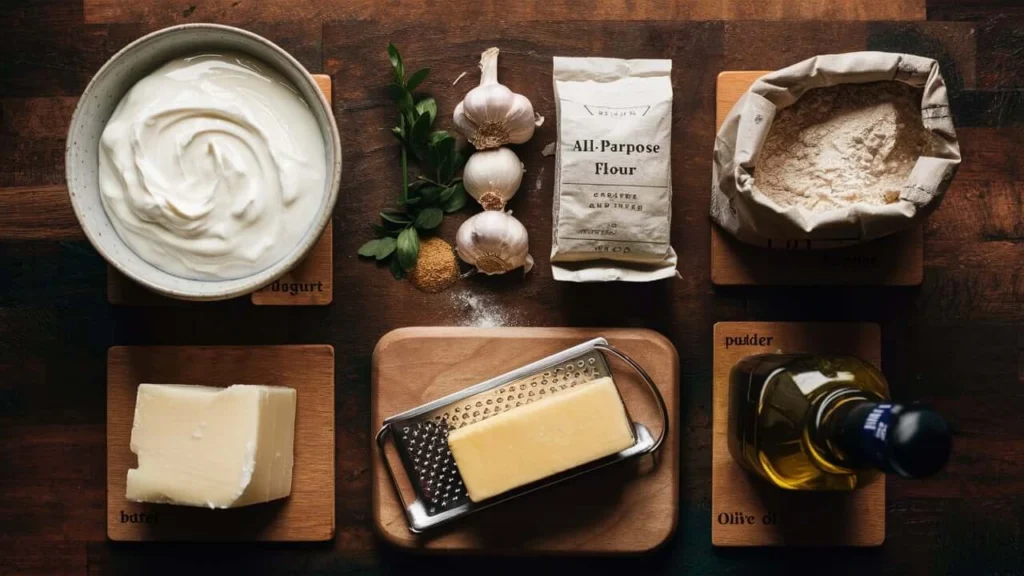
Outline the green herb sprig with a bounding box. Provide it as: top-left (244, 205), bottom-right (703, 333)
top-left (358, 44), bottom-right (468, 279)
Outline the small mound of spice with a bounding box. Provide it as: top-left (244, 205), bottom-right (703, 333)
top-left (411, 237), bottom-right (459, 293)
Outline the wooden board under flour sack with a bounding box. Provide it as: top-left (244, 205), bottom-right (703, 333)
top-left (711, 71), bottom-right (924, 286)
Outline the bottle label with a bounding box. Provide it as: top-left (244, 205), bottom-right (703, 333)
top-left (861, 403), bottom-right (895, 469)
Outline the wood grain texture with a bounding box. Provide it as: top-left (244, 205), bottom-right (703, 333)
top-left (0, 5), bottom-right (1022, 575)
top-left (711, 71), bottom-right (924, 285)
top-left (712, 322), bottom-right (885, 546)
top-left (106, 345), bottom-right (335, 541)
top-left (0, 185), bottom-right (83, 240)
top-left (371, 327), bottom-right (678, 553)
top-left (82, 0), bottom-right (926, 25)
top-left (108, 74), bottom-right (334, 306)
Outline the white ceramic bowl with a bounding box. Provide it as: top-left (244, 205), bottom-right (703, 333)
top-left (66, 24), bottom-right (341, 301)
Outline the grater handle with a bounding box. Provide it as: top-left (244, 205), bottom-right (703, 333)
top-left (375, 423), bottom-right (416, 517)
top-left (594, 343), bottom-right (669, 454)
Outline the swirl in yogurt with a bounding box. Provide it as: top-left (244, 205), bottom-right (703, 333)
top-left (98, 53), bottom-right (327, 280)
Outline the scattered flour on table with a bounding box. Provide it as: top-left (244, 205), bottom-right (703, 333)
top-left (448, 289), bottom-right (517, 328)
top-left (755, 81), bottom-right (931, 212)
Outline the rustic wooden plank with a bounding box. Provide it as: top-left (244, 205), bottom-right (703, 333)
top-left (927, 0), bottom-right (1024, 21)
top-left (0, 21), bottom-right (320, 99)
top-left (1, 97), bottom-right (78, 137)
top-left (0, 141), bottom-right (69, 187)
top-left (83, 0), bottom-right (926, 25)
top-left (722, 22), bottom-right (976, 88)
top-left (865, 22), bottom-right (978, 90)
top-left (0, 424), bottom-right (104, 484)
top-left (0, 543), bottom-right (87, 576)
top-left (0, 483), bottom-right (107, 542)
top-left (0, 185), bottom-right (82, 240)
top-left (972, 18), bottom-right (1024, 88)
top-left (0, 10), bottom-right (1021, 574)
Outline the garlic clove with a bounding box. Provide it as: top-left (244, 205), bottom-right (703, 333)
top-left (455, 210), bottom-right (531, 275)
top-left (503, 94), bottom-right (538, 144)
top-left (452, 101), bottom-right (477, 139)
top-left (463, 147), bottom-right (525, 211)
top-left (463, 83), bottom-right (517, 125)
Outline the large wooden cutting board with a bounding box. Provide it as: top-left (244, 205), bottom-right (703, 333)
top-left (371, 327), bottom-right (679, 554)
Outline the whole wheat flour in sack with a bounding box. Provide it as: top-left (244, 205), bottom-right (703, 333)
top-left (711, 52), bottom-right (961, 247)
top-left (551, 57), bottom-right (677, 281)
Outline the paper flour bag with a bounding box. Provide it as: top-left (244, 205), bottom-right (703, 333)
top-left (551, 57), bottom-right (678, 281)
top-left (711, 52), bottom-right (961, 247)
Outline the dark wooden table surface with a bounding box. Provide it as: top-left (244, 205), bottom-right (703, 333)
top-left (2, 1), bottom-right (1022, 574)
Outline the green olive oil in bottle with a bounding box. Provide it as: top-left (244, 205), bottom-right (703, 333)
top-left (728, 354), bottom-right (951, 491)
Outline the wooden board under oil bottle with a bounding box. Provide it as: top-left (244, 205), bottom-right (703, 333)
top-left (712, 322), bottom-right (884, 546)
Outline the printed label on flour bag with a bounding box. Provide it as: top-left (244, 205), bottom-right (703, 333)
top-left (551, 57), bottom-right (677, 282)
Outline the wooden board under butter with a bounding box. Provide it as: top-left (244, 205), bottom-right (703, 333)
top-left (712, 322), bottom-right (884, 546)
top-left (107, 345), bottom-right (335, 541)
top-left (711, 71), bottom-right (924, 286)
top-left (371, 327), bottom-right (679, 554)
top-left (106, 74), bottom-right (335, 306)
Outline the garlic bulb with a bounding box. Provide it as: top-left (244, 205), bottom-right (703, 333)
top-left (453, 47), bottom-right (543, 150)
top-left (463, 147), bottom-right (525, 211)
top-left (456, 211), bottom-right (533, 275)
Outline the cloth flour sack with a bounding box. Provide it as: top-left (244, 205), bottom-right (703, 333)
top-left (711, 52), bottom-right (961, 247)
top-left (551, 57), bottom-right (678, 282)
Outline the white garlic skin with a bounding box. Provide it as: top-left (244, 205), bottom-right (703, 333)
top-left (453, 47), bottom-right (542, 150)
top-left (455, 210), bottom-right (533, 275)
top-left (463, 147), bottom-right (525, 211)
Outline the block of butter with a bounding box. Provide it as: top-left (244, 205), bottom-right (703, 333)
top-left (126, 384), bottom-right (297, 509)
top-left (447, 376), bottom-right (634, 502)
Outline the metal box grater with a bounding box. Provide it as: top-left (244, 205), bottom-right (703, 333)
top-left (375, 337), bottom-right (669, 533)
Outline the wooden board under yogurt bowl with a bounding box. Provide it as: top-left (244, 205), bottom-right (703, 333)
top-left (106, 74), bottom-right (334, 306)
top-left (106, 345), bottom-right (335, 541)
top-left (711, 71), bottom-right (924, 286)
top-left (712, 322), bottom-right (884, 547)
top-left (371, 327), bottom-right (679, 554)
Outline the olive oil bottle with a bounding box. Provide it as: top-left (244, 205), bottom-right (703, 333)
top-left (728, 354), bottom-right (951, 491)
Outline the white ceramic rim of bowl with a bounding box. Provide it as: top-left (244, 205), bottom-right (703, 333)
top-left (65, 23), bottom-right (341, 301)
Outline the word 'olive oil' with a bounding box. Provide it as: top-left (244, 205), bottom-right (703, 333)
top-left (728, 354), bottom-right (951, 491)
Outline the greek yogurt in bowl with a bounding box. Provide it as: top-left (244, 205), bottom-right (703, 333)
top-left (66, 24), bottom-right (341, 300)
top-left (99, 52), bottom-right (326, 281)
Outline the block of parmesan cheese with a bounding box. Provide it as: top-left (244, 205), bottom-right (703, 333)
top-left (126, 384), bottom-right (297, 509)
top-left (447, 376), bottom-right (634, 502)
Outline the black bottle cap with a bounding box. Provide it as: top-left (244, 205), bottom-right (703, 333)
top-left (887, 406), bottom-right (952, 478)
top-left (837, 402), bottom-right (952, 477)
